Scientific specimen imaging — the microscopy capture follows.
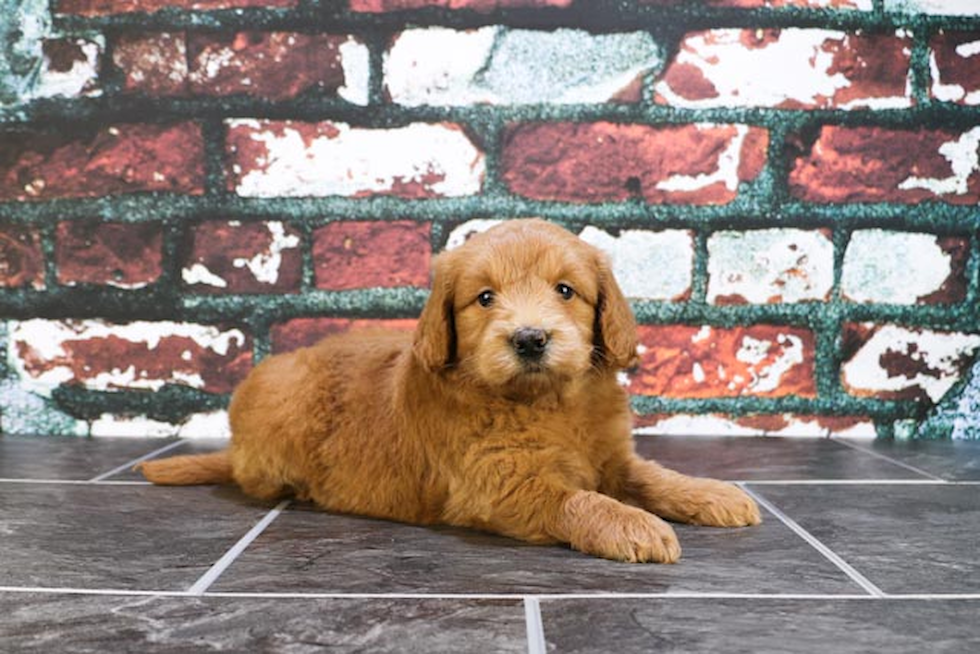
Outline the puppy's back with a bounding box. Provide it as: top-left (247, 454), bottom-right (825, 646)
top-left (226, 330), bottom-right (430, 509)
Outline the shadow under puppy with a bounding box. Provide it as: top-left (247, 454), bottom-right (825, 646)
top-left (139, 219), bottom-right (760, 563)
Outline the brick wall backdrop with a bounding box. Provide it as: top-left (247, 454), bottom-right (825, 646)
top-left (1, 0), bottom-right (979, 439)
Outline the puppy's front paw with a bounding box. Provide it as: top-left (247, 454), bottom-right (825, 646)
top-left (687, 480), bottom-right (761, 528)
top-left (565, 493), bottom-right (681, 563)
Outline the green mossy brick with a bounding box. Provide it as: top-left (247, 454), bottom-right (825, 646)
top-left (0, 323), bottom-right (88, 435)
top-left (919, 358), bottom-right (980, 440)
top-left (0, 382), bottom-right (89, 436)
top-left (0, 0), bottom-right (52, 106)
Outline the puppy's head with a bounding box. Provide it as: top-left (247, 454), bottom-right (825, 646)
top-left (413, 220), bottom-right (637, 394)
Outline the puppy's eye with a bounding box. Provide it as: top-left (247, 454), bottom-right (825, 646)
top-left (556, 283), bottom-right (575, 301)
top-left (477, 290), bottom-right (495, 308)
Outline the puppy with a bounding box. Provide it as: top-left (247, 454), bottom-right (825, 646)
top-left (139, 219), bottom-right (760, 563)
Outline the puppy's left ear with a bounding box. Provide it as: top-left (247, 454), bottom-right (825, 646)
top-left (413, 251), bottom-right (457, 372)
top-left (594, 253), bottom-right (638, 369)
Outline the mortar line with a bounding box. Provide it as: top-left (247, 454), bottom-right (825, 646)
top-left (739, 485), bottom-right (886, 598)
top-left (967, 230), bottom-right (980, 308)
top-left (908, 22), bottom-right (933, 107)
top-left (831, 438), bottom-right (945, 481)
top-left (88, 440), bottom-right (186, 482)
top-left (186, 500), bottom-right (290, 596)
top-left (524, 596), bottom-right (546, 654)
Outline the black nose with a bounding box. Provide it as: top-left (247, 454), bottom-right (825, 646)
top-left (511, 327), bottom-right (548, 361)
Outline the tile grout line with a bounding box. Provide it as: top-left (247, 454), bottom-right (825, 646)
top-left (88, 440), bottom-right (187, 482)
top-left (831, 438), bottom-right (946, 481)
top-left (739, 484), bottom-right (886, 599)
top-left (3, 586), bottom-right (980, 601)
top-left (186, 499), bottom-right (291, 596)
top-left (523, 596), bottom-right (546, 654)
top-left (731, 479), bottom-right (978, 485)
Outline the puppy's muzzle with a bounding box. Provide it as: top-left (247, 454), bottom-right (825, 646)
top-left (511, 327), bottom-right (549, 362)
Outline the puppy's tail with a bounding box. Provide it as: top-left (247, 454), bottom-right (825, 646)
top-left (136, 450), bottom-right (233, 486)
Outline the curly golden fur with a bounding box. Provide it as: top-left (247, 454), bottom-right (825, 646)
top-left (139, 219), bottom-right (760, 563)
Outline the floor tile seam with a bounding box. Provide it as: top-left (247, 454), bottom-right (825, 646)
top-left (86, 440), bottom-right (187, 482)
top-left (739, 484), bottom-right (886, 598)
top-left (186, 499), bottom-right (291, 595)
top-left (734, 479), bottom-right (978, 485)
top-left (830, 438), bottom-right (946, 481)
top-left (2, 587), bottom-right (979, 601)
top-left (524, 596), bottom-right (546, 654)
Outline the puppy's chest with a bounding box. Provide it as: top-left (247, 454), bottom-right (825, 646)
top-left (467, 403), bottom-right (603, 454)
top-left (470, 400), bottom-right (561, 431)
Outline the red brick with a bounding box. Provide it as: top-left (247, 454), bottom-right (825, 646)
top-left (55, 0), bottom-right (296, 16)
top-left (114, 32), bottom-right (353, 101)
top-left (56, 221), bottom-right (162, 289)
top-left (183, 221), bottom-right (303, 294)
top-left (0, 123), bottom-right (205, 201)
top-left (930, 31), bottom-right (980, 104)
top-left (501, 122), bottom-right (767, 204)
top-left (113, 33), bottom-right (188, 96)
top-left (788, 125), bottom-right (980, 204)
top-left (630, 325), bottom-right (816, 398)
top-left (927, 237), bottom-right (970, 303)
top-left (186, 33), bottom-right (349, 101)
top-left (271, 317), bottom-right (417, 353)
top-left (9, 320), bottom-right (252, 394)
top-left (0, 225), bottom-right (44, 289)
top-left (313, 221), bottom-right (431, 291)
top-left (351, 0), bottom-right (571, 11)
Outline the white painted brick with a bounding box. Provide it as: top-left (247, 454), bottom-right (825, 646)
top-left (34, 38), bottom-right (103, 100)
top-left (445, 219), bottom-right (505, 250)
top-left (338, 37), bottom-right (370, 106)
top-left (842, 230), bottom-right (956, 304)
top-left (842, 324), bottom-right (980, 402)
top-left (655, 29), bottom-right (911, 110)
top-left (635, 414), bottom-right (876, 438)
top-left (446, 222), bottom-right (694, 301)
top-left (885, 0), bottom-right (980, 15)
top-left (89, 410), bottom-right (230, 439)
top-left (579, 227), bottom-right (693, 301)
top-left (385, 27), bottom-right (659, 106)
top-left (707, 229), bottom-right (834, 304)
top-left (228, 120), bottom-right (485, 198)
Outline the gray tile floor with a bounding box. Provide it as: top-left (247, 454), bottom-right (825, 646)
top-left (1, 434), bottom-right (978, 653)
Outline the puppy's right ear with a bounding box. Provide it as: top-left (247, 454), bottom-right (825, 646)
top-left (413, 251), bottom-right (457, 371)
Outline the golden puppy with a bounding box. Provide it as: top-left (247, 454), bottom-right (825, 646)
top-left (139, 219), bottom-right (759, 563)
